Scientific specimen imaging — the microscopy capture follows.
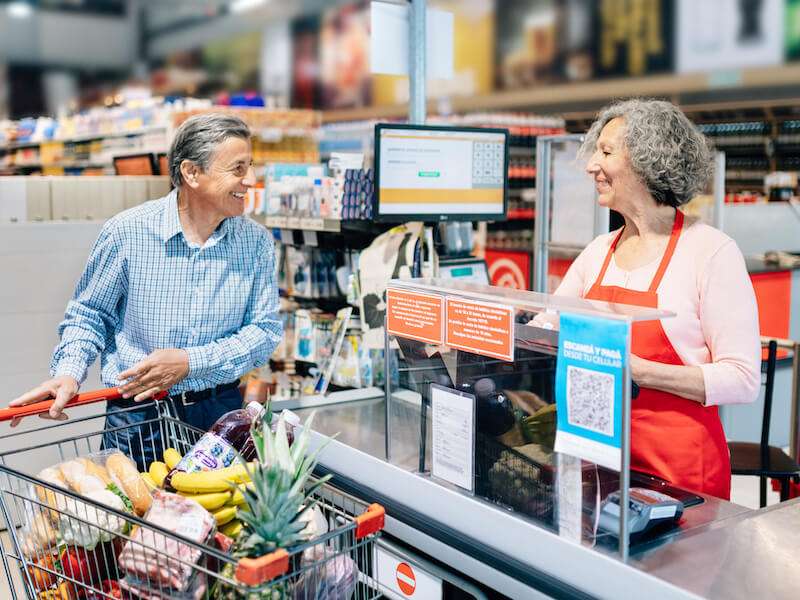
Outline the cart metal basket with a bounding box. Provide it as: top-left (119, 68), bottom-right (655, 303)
top-left (0, 389), bottom-right (384, 599)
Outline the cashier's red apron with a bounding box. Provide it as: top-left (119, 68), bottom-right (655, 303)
top-left (584, 210), bottom-right (731, 499)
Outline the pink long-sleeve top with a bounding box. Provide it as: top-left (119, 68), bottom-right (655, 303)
top-left (555, 218), bottom-right (761, 406)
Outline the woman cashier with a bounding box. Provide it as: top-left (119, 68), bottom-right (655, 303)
top-left (556, 99), bottom-right (760, 499)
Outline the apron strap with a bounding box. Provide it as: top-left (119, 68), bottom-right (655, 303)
top-left (648, 209), bottom-right (684, 293)
top-left (592, 210), bottom-right (685, 292)
top-left (594, 227), bottom-right (626, 287)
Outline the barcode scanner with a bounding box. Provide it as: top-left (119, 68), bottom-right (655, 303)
top-left (472, 377), bottom-right (515, 436)
top-left (632, 381), bottom-right (640, 399)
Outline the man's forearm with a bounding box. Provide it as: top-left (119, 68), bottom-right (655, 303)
top-left (186, 320), bottom-right (283, 384)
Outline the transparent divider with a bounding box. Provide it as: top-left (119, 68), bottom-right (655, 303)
top-left (384, 278), bottom-right (672, 558)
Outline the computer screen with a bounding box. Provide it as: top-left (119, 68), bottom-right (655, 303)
top-left (113, 154), bottom-right (156, 176)
top-left (374, 123), bottom-right (509, 222)
top-left (439, 258), bottom-right (490, 285)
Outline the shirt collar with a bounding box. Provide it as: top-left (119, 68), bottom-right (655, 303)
top-left (161, 189), bottom-right (239, 247)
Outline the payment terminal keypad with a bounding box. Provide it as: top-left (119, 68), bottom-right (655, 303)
top-left (472, 142), bottom-right (504, 186)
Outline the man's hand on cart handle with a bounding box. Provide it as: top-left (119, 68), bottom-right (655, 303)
top-left (8, 375), bottom-right (80, 427)
top-left (118, 348), bottom-right (190, 402)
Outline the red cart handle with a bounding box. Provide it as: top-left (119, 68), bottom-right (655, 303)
top-left (0, 387), bottom-right (168, 422)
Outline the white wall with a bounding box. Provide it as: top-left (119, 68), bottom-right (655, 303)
top-left (0, 223), bottom-right (105, 474)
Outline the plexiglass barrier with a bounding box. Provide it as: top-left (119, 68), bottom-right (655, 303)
top-left (384, 278), bottom-right (672, 559)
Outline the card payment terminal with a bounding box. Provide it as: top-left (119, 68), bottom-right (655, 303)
top-left (598, 487), bottom-right (684, 537)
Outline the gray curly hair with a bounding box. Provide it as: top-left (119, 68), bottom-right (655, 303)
top-left (580, 99), bottom-right (714, 207)
top-left (168, 112), bottom-right (251, 188)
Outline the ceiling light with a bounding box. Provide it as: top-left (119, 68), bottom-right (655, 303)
top-left (230, 0), bottom-right (268, 14)
top-left (7, 2), bottom-right (33, 19)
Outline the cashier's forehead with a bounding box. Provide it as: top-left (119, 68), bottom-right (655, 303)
top-left (598, 118), bottom-right (625, 149)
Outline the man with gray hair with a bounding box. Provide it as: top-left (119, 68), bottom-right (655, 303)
top-left (9, 112), bottom-right (282, 467)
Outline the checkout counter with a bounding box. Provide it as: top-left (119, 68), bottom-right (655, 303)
top-left (286, 279), bottom-right (800, 599)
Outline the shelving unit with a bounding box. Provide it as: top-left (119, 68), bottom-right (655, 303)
top-left (321, 64), bottom-right (800, 124)
top-left (0, 125), bottom-right (168, 150)
top-left (255, 215), bottom-right (343, 233)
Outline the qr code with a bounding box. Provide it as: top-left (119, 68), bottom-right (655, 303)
top-left (566, 365), bottom-right (614, 435)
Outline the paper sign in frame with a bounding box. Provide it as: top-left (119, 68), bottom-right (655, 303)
top-left (444, 297), bottom-right (515, 362)
top-left (430, 383), bottom-right (476, 493)
top-left (386, 287), bottom-right (444, 345)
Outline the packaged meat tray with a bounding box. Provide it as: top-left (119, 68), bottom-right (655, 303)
top-left (118, 489), bottom-right (216, 593)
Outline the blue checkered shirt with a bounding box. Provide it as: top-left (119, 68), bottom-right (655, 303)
top-left (50, 190), bottom-right (282, 393)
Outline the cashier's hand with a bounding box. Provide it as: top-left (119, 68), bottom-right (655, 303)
top-left (118, 349), bottom-right (190, 402)
top-left (8, 375), bottom-right (80, 427)
top-left (630, 355), bottom-right (647, 384)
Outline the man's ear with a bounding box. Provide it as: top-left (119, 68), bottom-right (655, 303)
top-left (180, 160), bottom-right (201, 189)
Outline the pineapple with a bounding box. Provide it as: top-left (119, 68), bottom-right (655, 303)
top-left (215, 408), bottom-right (331, 599)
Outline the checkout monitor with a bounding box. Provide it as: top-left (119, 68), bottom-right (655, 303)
top-left (374, 123), bottom-right (509, 222)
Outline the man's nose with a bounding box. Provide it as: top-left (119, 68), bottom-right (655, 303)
top-left (242, 166), bottom-right (256, 187)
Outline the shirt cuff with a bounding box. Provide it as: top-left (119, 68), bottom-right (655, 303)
top-left (52, 359), bottom-right (87, 384)
top-left (186, 346), bottom-right (210, 378)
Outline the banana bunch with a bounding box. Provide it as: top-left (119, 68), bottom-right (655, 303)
top-left (139, 448), bottom-right (251, 538)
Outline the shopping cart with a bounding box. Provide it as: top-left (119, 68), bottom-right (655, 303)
top-left (0, 388), bottom-right (385, 599)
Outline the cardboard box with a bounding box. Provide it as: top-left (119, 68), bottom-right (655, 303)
top-left (0, 177), bottom-right (51, 222)
top-left (147, 176), bottom-right (172, 200)
top-left (51, 177), bottom-right (83, 221)
top-left (123, 176), bottom-right (149, 210)
top-left (99, 177), bottom-right (125, 219)
top-left (24, 177), bottom-right (52, 221)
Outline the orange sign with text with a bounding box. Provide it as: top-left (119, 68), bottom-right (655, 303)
top-left (445, 298), bottom-right (515, 361)
top-left (386, 288), bottom-right (444, 345)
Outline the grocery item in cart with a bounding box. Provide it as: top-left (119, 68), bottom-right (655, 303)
top-left (292, 546), bottom-right (358, 600)
top-left (21, 450), bottom-right (148, 553)
top-left (118, 489), bottom-right (216, 593)
top-left (106, 451), bottom-right (153, 516)
top-left (58, 488), bottom-right (129, 549)
top-left (166, 401), bottom-right (266, 484)
top-left (119, 571), bottom-right (207, 599)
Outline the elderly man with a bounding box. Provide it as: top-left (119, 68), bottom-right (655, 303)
top-left (9, 113), bottom-right (282, 468)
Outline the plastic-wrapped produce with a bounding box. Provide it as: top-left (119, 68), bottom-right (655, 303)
top-left (293, 546), bottom-right (358, 600)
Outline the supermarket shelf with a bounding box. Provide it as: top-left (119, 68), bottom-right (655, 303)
top-left (710, 136), bottom-right (769, 147)
top-left (507, 208), bottom-right (535, 220)
top-left (6, 161), bottom-right (111, 170)
top-left (271, 386), bottom-right (383, 411)
top-left (726, 170), bottom-right (767, 180)
top-left (255, 214), bottom-right (343, 232)
top-left (509, 147), bottom-right (536, 157)
top-left (0, 125), bottom-right (168, 151)
top-left (486, 246), bottom-right (532, 253)
top-left (507, 187), bottom-right (536, 200)
top-left (321, 64), bottom-right (800, 123)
